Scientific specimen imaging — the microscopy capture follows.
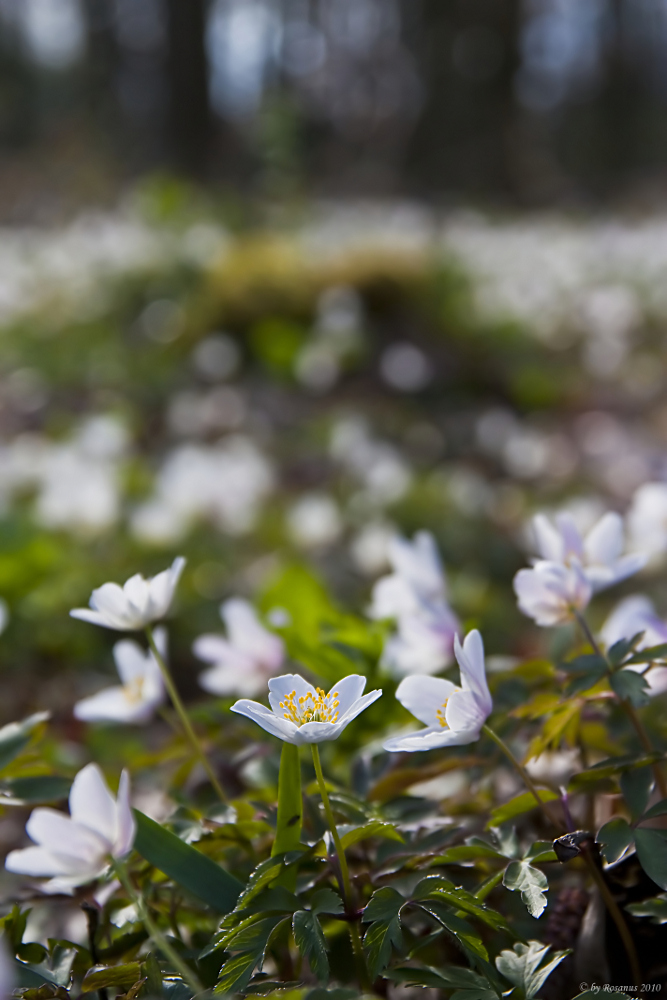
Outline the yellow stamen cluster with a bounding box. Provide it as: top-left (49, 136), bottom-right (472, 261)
top-left (436, 699), bottom-right (449, 729)
top-left (280, 687), bottom-right (340, 726)
top-left (124, 677), bottom-right (146, 705)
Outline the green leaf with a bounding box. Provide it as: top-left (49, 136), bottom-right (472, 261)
top-left (310, 889), bottom-right (343, 916)
top-left (626, 893), bottom-right (667, 923)
top-left (215, 952), bottom-right (260, 994)
top-left (234, 857), bottom-right (285, 910)
top-left (340, 821), bottom-right (403, 850)
top-left (641, 798), bottom-right (667, 821)
top-left (635, 827), bottom-right (667, 890)
top-left (1, 776), bottom-right (71, 804)
top-left (272, 742), bottom-right (302, 857)
top-left (608, 634), bottom-right (644, 667)
top-left (621, 766), bottom-right (653, 819)
top-left (363, 915), bottom-right (403, 980)
top-left (487, 790), bottom-right (559, 829)
top-left (0, 713), bottom-right (50, 773)
top-left (502, 861), bottom-right (548, 919)
top-left (610, 669), bottom-right (650, 707)
top-left (624, 642), bottom-right (667, 664)
top-left (362, 887), bottom-right (405, 923)
top-left (561, 654), bottom-right (607, 675)
top-left (292, 910), bottom-right (329, 982)
top-left (597, 817), bottom-right (634, 864)
top-left (569, 753), bottom-right (664, 793)
top-left (81, 963), bottom-right (142, 992)
top-left (132, 809), bottom-right (242, 913)
top-left (412, 877), bottom-right (510, 933)
top-left (388, 964), bottom-right (498, 996)
top-left (495, 941), bottom-right (568, 999)
top-left (415, 900), bottom-right (489, 962)
top-left (430, 845), bottom-right (503, 865)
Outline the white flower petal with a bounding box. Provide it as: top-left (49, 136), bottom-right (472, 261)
top-left (383, 725), bottom-right (479, 752)
top-left (328, 675), bottom-right (367, 717)
top-left (532, 514), bottom-right (564, 562)
top-left (26, 808), bottom-right (109, 864)
top-left (70, 608), bottom-right (121, 629)
top-left (222, 599), bottom-right (284, 669)
top-left (199, 661), bottom-right (266, 697)
top-left (454, 629), bottom-right (492, 717)
top-left (395, 675), bottom-right (459, 727)
top-left (336, 688), bottom-right (382, 726)
top-left (290, 721), bottom-right (341, 744)
top-left (73, 687), bottom-right (151, 724)
top-left (5, 846), bottom-right (73, 877)
top-left (114, 770), bottom-right (135, 857)
top-left (69, 763), bottom-right (118, 846)
top-left (584, 511), bottom-right (623, 566)
top-left (231, 699), bottom-right (299, 743)
top-left (445, 688), bottom-right (485, 734)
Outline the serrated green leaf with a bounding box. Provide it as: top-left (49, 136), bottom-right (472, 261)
top-left (608, 635), bottom-right (644, 667)
top-left (310, 889), bottom-right (343, 916)
top-left (597, 817), bottom-right (634, 864)
top-left (363, 915), bottom-right (403, 980)
top-left (387, 963), bottom-right (497, 995)
top-left (624, 642), bottom-right (667, 665)
top-left (635, 827), bottom-right (667, 890)
top-left (362, 887), bottom-right (405, 923)
top-left (487, 790), bottom-right (559, 829)
top-left (610, 669), bottom-right (650, 706)
top-left (502, 861), bottom-right (548, 918)
top-left (415, 900), bottom-right (488, 962)
top-left (495, 940), bottom-right (568, 999)
top-left (292, 910), bottom-right (329, 982)
top-left (561, 654), bottom-right (607, 674)
top-left (81, 963), bottom-right (142, 992)
top-left (133, 810), bottom-right (242, 914)
top-left (0, 776), bottom-right (71, 804)
top-left (215, 952), bottom-right (259, 994)
top-left (621, 766), bottom-right (653, 819)
top-left (412, 877), bottom-right (510, 932)
top-left (430, 845), bottom-right (503, 865)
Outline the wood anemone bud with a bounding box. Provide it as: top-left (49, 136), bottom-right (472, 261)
top-left (553, 829), bottom-right (595, 863)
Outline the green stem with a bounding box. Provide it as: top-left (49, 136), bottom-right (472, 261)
top-left (482, 724), bottom-right (560, 828)
top-left (473, 870), bottom-right (504, 902)
top-left (113, 860), bottom-right (203, 995)
top-left (574, 612), bottom-right (667, 799)
top-left (310, 744), bottom-right (370, 991)
top-left (145, 626), bottom-right (226, 804)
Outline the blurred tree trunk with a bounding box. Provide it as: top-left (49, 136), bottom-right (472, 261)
top-left (403, 0), bottom-right (522, 199)
top-left (166, 0), bottom-right (212, 174)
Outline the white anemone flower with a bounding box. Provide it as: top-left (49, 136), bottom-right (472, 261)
top-left (370, 531), bottom-right (460, 674)
top-left (5, 763), bottom-right (135, 894)
top-left (383, 630), bottom-right (492, 752)
top-left (231, 673), bottom-right (382, 745)
top-left (74, 628), bottom-right (167, 724)
top-left (513, 560), bottom-right (592, 627)
top-left (194, 599), bottom-right (285, 697)
top-left (532, 511), bottom-right (645, 591)
top-left (602, 595), bottom-right (667, 696)
top-left (70, 557), bottom-right (185, 631)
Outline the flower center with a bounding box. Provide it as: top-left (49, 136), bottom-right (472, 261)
top-left (435, 699), bottom-right (449, 729)
top-left (124, 677), bottom-right (145, 705)
top-left (280, 688), bottom-right (340, 726)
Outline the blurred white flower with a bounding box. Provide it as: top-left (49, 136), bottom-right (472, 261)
top-left (349, 521), bottom-right (395, 575)
top-left (514, 560), bottom-right (592, 627)
top-left (370, 531), bottom-right (460, 675)
top-left (5, 763), bottom-right (135, 894)
top-left (287, 493), bottom-right (342, 549)
top-left (231, 673), bottom-right (381, 745)
top-left (601, 594), bottom-right (667, 695)
top-left (70, 557), bottom-right (185, 631)
top-left (131, 437), bottom-right (274, 543)
top-left (627, 482), bottom-right (667, 560)
top-left (330, 417), bottom-right (412, 506)
top-left (383, 630), bottom-right (492, 751)
top-left (194, 599), bottom-right (285, 697)
top-left (74, 627), bottom-right (167, 724)
top-left (531, 510), bottom-right (645, 591)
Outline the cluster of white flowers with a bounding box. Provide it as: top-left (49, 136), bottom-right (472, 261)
top-left (369, 531), bottom-right (460, 677)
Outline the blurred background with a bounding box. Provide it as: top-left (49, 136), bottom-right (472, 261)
top-left (4, 0), bottom-right (667, 212)
top-left (0, 0), bottom-right (666, 763)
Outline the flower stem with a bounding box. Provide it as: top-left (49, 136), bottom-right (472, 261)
top-left (113, 860), bottom-right (203, 995)
top-left (145, 626), bottom-right (226, 804)
top-left (574, 611), bottom-right (667, 799)
top-left (310, 744), bottom-right (370, 990)
top-left (482, 724), bottom-right (560, 827)
top-left (482, 724), bottom-right (642, 984)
